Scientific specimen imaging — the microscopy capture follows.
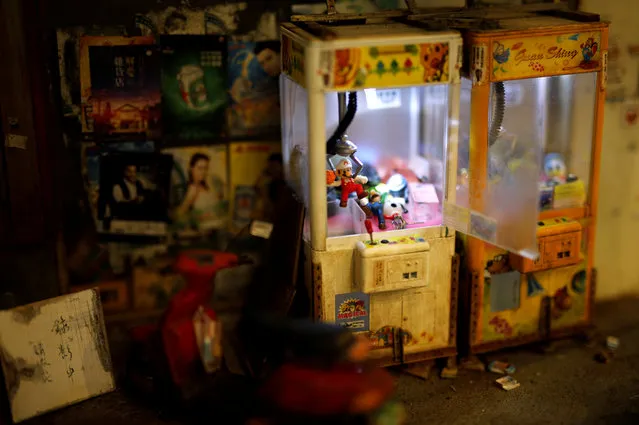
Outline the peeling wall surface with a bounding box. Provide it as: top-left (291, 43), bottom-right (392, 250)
top-left (581, 1), bottom-right (639, 300)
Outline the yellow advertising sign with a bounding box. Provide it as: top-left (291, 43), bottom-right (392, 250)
top-left (228, 141), bottom-right (282, 233)
top-left (491, 32), bottom-right (602, 81)
top-left (281, 34), bottom-right (306, 87)
top-left (332, 42), bottom-right (450, 90)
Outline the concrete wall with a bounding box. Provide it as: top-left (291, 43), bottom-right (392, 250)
top-left (580, 0), bottom-right (639, 300)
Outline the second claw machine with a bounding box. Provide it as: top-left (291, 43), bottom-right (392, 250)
top-left (279, 6), bottom-right (464, 368)
top-left (411, 6), bottom-right (609, 355)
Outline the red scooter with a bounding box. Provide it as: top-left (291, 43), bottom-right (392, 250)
top-left (239, 313), bottom-right (406, 425)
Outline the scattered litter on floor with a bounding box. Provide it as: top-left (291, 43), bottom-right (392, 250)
top-left (496, 376), bottom-right (521, 391)
top-left (488, 360), bottom-right (516, 375)
top-left (450, 385), bottom-right (457, 392)
top-left (460, 357), bottom-right (485, 372)
top-left (595, 350), bottom-right (614, 364)
top-left (606, 336), bottom-right (620, 351)
top-left (440, 367), bottom-right (458, 379)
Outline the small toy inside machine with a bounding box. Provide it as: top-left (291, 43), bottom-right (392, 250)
top-left (280, 4), bottom-right (466, 371)
top-left (412, 6), bottom-right (609, 355)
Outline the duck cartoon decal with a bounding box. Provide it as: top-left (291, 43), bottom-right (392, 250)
top-left (581, 37), bottom-right (598, 63)
top-left (493, 42), bottom-right (510, 64)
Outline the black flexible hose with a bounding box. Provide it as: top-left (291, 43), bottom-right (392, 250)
top-left (489, 81), bottom-right (506, 147)
top-left (326, 91), bottom-right (357, 155)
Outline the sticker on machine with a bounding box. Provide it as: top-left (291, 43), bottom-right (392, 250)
top-left (471, 44), bottom-right (488, 86)
top-left (469, 211), bottom-right (497, 244)
top-left (335, 292), bottom-right (370, 332)
top-left (601, 50), bottom-right (608, 91)
top-left (622, 100), bottom-right (639, 127)
top-left (454, 44), bottom-right (463, 82)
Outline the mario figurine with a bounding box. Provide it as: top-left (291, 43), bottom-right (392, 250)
top-left (368, 191), bottom-right (386, 230)
top-left (326, 158), bottom-right (372, 217)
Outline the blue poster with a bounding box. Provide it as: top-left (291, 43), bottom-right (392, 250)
top-left (227, 40), bottom-right (280, 137)
top-left (335, 292), bottom-right (370, 331)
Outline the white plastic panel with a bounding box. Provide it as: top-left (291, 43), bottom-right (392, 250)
top-left (281, 75), bottom-right (311, 240)
top-left (448, 75), bottom-right (597, 257)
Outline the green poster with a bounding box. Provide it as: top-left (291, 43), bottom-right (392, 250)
top-left (161, 35), bottom-right (228, 142)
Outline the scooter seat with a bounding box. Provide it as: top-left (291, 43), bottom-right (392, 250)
top-left (242, 313), bottom-right (355, 362)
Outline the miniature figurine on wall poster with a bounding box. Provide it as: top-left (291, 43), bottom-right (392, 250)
top-left (227, 40), bottom-right (281, 137)
top-left (98, 153), bottom-right (172, 236)
top-left (161, 36), bottom-right (228, 142)
top-left (163, 145), bottom-right (229, 235)
top-left (79, 36), bottom-right (156, 134)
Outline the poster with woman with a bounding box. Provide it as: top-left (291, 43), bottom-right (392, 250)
top-left (163, 145), bottom-right (229, 235)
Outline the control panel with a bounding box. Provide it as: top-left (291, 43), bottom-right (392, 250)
top-left (510, 217), bottom-right (582, 273)
top-left (355, 235), bottom-right (430, 293)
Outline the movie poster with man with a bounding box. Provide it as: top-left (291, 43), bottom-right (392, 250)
top-left (98, 152), bottom-right (172, 236)
top-left (82, 141), bottom-right (156, 226)
top-left (163, 145), bottom-right (229, 236)
top-left (227, 40), bottom-right (281, 137)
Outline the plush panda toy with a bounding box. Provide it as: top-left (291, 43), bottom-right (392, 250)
top-left (383, 196), bottom-right (408, 230)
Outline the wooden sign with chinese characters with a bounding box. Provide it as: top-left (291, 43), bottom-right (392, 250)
top-left (0, 290), bottom-right (115, 423)
top-left (491, 32), bottom-right (603, 81)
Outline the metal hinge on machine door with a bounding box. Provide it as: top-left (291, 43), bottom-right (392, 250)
top-left (539, 295), bottom-right (552, 342)
top-left (3, 116), bottom-right (27, 151)
top-left (0, 115), bottom-right (9, 206)
top-left (312, 262), bottom-right (323, 321)
top-left (394, 327), bottom-right (402, 364)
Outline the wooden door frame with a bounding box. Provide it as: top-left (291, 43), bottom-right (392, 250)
top-left (0, 0), bottom-right (63, 246)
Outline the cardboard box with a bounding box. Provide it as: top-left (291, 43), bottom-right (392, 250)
top-left (132, 266), bottom-right (185, 310)
top-left (70, 280), bottom-right (129, 312)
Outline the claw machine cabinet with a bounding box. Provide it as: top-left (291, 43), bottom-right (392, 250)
top-left (414, 7), bottom-right (608, 355)
top-left (279, 8), bottom-right (465, 367)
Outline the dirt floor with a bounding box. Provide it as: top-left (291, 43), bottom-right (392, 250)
top-left (397, 297), bottom-right (639, 425)
top-left (20, 297), bottom-right (639, 425)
